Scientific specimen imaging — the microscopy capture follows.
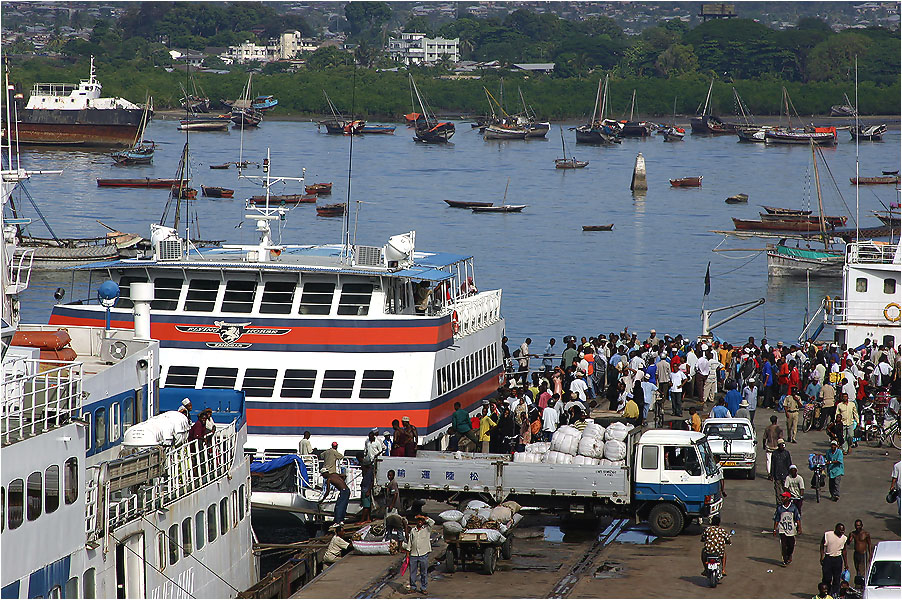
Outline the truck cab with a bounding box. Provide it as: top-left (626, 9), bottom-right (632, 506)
top-left (633, 430), bottom-right (723, 536)
top-left (702, 418), bottom-right (757, 480)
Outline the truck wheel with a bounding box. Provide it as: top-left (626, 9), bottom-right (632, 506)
top-left (746, 463), bottom-right (756, 480)
top-left (501, 536), bottom-right (513, 560)
top-left (444, 548), bottom-right (456, 574)
top-left (648, 504), bottom-right (684, 537)
top-left (481, 547), bottom-right (496, 575)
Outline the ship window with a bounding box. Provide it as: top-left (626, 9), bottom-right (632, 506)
top-left (182, 517), bottom-right (193, 556)
top-left (157, 533), bottom-right (166, 570)
top-left (168, 523), bottom-right (179, 565)
top-left (338, 283), bottom-right (373, 315)
top-left (207, 504), bottom-right (218, 543)
top-left (26, 472), bottom-right (42, 521)
top-left (361, 370), bottom-right (393, 399)
top-left (94, 407), bottom-right (106, 449)
top-left (123, 395), bottom-right (135, 427)
top-left (222, 279), bottom-right (257, 313)
top-left (299, 282), bottom-right (334, 315)
top-left (65, 577), bottom-right (78, 599)
top-left (195, 511), bottom-right (205, 550)
top-left (116, 275), bottom-right (148, 309)
top-left (260, 280), bottom-right (295, 314)
top-left (110, 402), bottom-right (120, 441)
top-left (8, 478), bottom-right (23, 529)
top-left (322, 370), bottom-right (355, 399)
top-left (231, 490), bottom-right (239, 526)
top-left (151, 277), bottom-right (183, 311)
top-left (45, 465), bottom-right (60, 514)
top-left (64, 458), bottom-right (78, 504)
top-left (1, 486), bottom-right (4, 532)
top-left (204, 367), bottom-right (239, 389)
top-left (83, 568), bottom-right (96, 599)
top-left (82, 412), bottom-right (92, 449)
top-left (220, 497), bottom-right (229, 535)
top-left (856, 277), bottom-right (868, 292)
top-left (185, 279), bottom-right (219, 312)
top-left (282, 369), bottom-right (316, 398)
top-left (165, 366), bottom-right (199, 388)
top-left (884, 278), bottom-right (896, 294)
top-left (242, 369), bottom-right (277, 398)
top-left (238, 485), bottom-right (245, 519)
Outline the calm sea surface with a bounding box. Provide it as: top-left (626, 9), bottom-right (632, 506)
top-left (15, 117), bottom-right (901, 345)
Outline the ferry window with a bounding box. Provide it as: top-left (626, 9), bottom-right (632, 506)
top-left (110, 402), bottom-right (121, 441)
top-left (195, 511), bottom-right (205, 550)
top-left (231, 490), bottom-right (239, 527)
top-left (151, 277), bottom-right (183, 311)
top-left (64, 458), bottom-right (78, 504)
top-left (123, 395), bottom-right (135, 428)
top-left (883, 335), bottom-right (895, 348)
top-left (222, 279), bottom-right (257, 313)
top-left (65, 577), bottom-right (78, 599)
top-left (884, 278), bottom-right (896, 294)
top-left (1, 486), bottom-right (4, 532)
top-left (185, 279), bottom-right (219, 312)
top-left (49, 585), bottom-right (61, 599)
top-left (182, 517), bottom-right (193, 556)
top-left (238, 485), bottom-right (245, 520)
top-left (361, 370), bottom-right (394, 399)
top-left (338, 283), bottom-right (373, 316)
top-left (157, 533), bottom-right (166, 570)
top-left (8, 478), bottom-right (23, 529)
top-left (26, 471), bottom-right (41, 521)
top-left (204, 367), bottom-right (239, 389)
top-left (94, 407), bottom-right (106, 449)
top-left (298, 282), bottom-right (335, 315)
top-left (207, 504), bottom-right (218, 543)
top-left (45, 465), bottom-right (60, 514)
top-left (856, 277), bottom-right (868, 292)
top-left (82, 412), bottom-right (92, 450)
top-left (116, 275), bottom-right (148, 309)
top-left (641, 446), bottom-right (658, 470)
top-left (165, 366), bottom-right (199, 388)
top-left (321, 370), bottom-right (355, 399)
top-left (260, 280), bottom-right (295, 314)
top-left (168, 523), bottom-right (179, 565)
top-left (282, 369), bottom-right (317, 398)
top-left (83, 568), bottom-right (96, 599)
top-left (220, 497), bottom-right (229, 535)
top-left (242, 369), bottom-right (278, 398)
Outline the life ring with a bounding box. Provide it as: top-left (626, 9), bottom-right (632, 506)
top-left (451, 310), bottom-right (460, 334)
top-left (884, 302), bottom-right (901, 323)
top-left (824, 296), bottom-right (832, 314)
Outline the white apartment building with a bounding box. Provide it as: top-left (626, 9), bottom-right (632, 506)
top-left (224, 31), bottom-right (319, 64)
top-left (387, 32), bottom-right (460, 65)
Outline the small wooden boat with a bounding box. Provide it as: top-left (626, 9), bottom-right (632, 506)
top-left (850, 175), bottom-right (900, 185)
top-left (850, 123), bottom-right (886, 141)
top-left (472, 205), bottom-right (526, 213)
top-left (97, 178), bottom-right (179, 188)
top-left (765, 127), bottom-right (837, 146)
top-left (582, 224), bottom-right (614, 231)
top-left (732, 217), bottom-right (839, 232)
top-left (444, 199), bottom-right (493, 209)
top-left (761, 205), bottom-right (812, 216)
top-left (882, 170), bottom-right (899, 175)
top-left (359, 125), bottom-right (396, 134)
top-left (483, 123), bottom-right (529, 140)
top-left (178, 115), bottom-right (231, 131)
top-left (231, 106), bottom-right (263, 127)
top-left (111, 140), bottom-right (155, 165)
top-left (662, 127), bottom-right (685, 142)
top-left (210, 163), bottom-right (232, 169)
top-left (873, 211), bottom-right (900, 227)
top-left (670, 176), bottom-right (703, 187)
top-left (725, 193), bottom-right (749, 204)
top-left (555, 158), bottom-right (589, 169)
top-left (201, 185), bottom-right (234, 198)
top-left (251, 95), bottom-right (278, 111)
top-left (759, 213), bottom-right (848, 227)
top-left (305, 183), bottom-right (333, 195)
top-left (171, 186), bottom-right (197, 200)
top-left (249, 194), bottom-right (316, 205)
top-left (316, 203), bottom-right (345, 217)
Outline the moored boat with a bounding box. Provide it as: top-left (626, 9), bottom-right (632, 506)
top-left (762, 205), bottom-right (812, 216)
top-left (483, 123), bottom-right (529, 140)
top-left (316, 202), bottom-right (345, 216)
top-left (305, 182), bottom-right (333, 195)
top-left (97, 177), bottom-right (179, 188)
top-left (251, 94), bottom-right (278, 111)
top-left (759, 213), bottom-right (848, 227)
top-left (249, 194), bottom-right (316, 204)
top-left (231, 74), bottom-right (263, 127)
top-left (171, 185), bottom-right (197, 200)
top-left (179, 113), bottom-right (231, 131)
top-left (410, 75), bottom-right (455, 143)
top-left (765, 127), bottom-right (837, 146)
top-left (850, 123), bottom-right (886, 141)
top-left (471, 204), bottom-right (526, 213)
top-left (575, 75), bottom-right (621, 145)
top-left (201, 185), bottom-right (235, 198)
top-left (111, 139), bottom-right (154, 165)
top-left (662, 126), bottom-right (685, 142)
top-left (359, 124), bottom-right (396, 134)
top-left (850, 175), bottom-right (900, 185)
top-left (725, 193), bottom-right (749, 204)
top-left (670, 176), bottom-right (703, 187)
top-left (582, 224), bottom-right (614, 231)
top-left (766, 244), bottom-right (844, 278)
top-left (732, 217), bottom-right (839, 232)
top-left (554, 126), bottom-right (588, 169)
top-left (444, 199), bottom-right (494, 208)
top-left (210, 162), bottom-right (232, 169)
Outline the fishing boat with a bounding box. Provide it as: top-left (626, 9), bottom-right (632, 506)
top-left (759, 213), bottom-right (848, 227)
top-left (359, 124), bottom-right (396, 134)
top-left (249, 194), bottom-right (316, 205)
top-left (830, 94), bottom-right (856, 117)
top-left (725, 193), bottom-right (749, 204)
top-left (471, 178), bottom-right (525, 213)
top-left (410, 75), bottom-right (455, 143)
top-left (201, 185), bottom-right (234, 198)
top-left (690, 78), bottom-right (743, 135)
top-left (670, 176), bottom-right (703, 187)
top-left (179, 73), bottom-right (211, 113)
top-left (662, 127), bottom-right (685, 142)
top-left (575, 75), bottom-right (621, 144)
top-left (872, 211), bottom-right (900, 227)
top-left (582, 224), bottom-right (614, 231)
top-left (554, 126), bottom-right (588, 169)
top-left (231, 74), bottom-right (263, 127)
top-left (515, 87), bottom-right (550, 138)
top-left (736, 126), bottom-right (770, 142)
top-left (850, 175), bottom-right (900, 185)
top-left (619, 90), bottom-right (652, 137)
top-left (111, 99), bottom-right (155, 165)
top-left (484, 123), bottom-right (529, 140)
top-left (444, 199), bottom-right (494, 208)
top-left (762, 205), bottom-right (812, 216)
top-left (171, 185), bottom-right (197, 200)
top-left (732, 217), bottom-right (840, 232)
top-left (251, 94), bottom-right (278, 111)
top-left (305, 182), bottom-right (332, 195)
top-left (97, 177), bottom-right (179, 188)
top-left (850, 123), bottom-right (886, 141)
top-left (316, 203), bottom-right (346, 217)
top-left (210, 162), bottom-right (232, 169)
top-left (178, 113), bottom-right (231, 131)
top-left (765, 87), bottom-right (837, 146)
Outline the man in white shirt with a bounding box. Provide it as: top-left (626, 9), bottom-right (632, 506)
top-left (570, 377), bottom-right (588, 402)
top-left (695, 352), bottom-right (710, 402)
top-left (542, 400), bottom-right (560, 435)
top-left (298, 430), bottom-right (313, 455)
top-left (640, 373), bottom-right (657, 424)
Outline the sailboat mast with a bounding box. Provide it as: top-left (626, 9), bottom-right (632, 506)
top-left (590, 79), bottom-right (601, 125)
top-left (502, 177), bottom-right (510, 207)
top-left (629, 89), bottom-right (636, 122)
top-left (854, 55), bottom-right (860, 243)
top-left (560, 125), bottom-right (566, 158)
top-left (601, 74), bottom-right (609, 120)
top-left (810, 141), bottom-right (829, 250)
top-left (702, 78), bottom-right (713, 116)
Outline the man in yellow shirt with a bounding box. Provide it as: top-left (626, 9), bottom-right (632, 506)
top-left (622, 394), bottom-right (640, 426)
top-left (835, 394), bottom-right (858, 453)
top-left (478, 403), bottom-right (498, 453)
top-left (688, 406), bottom-right (702, 432)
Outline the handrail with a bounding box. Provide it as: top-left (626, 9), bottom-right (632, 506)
top-left (1, 359), bottom-right (84, 446)
top-left (846, 241), bottom-right (900, 265)
top-left (6, 247), bottom-right (34, 294)
top-left (447, 289), bottom-right (503, 337)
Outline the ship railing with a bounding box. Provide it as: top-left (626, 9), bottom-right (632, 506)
top-left (1, 359), bottom-right (83, 446)
top-left (6, 247), bottom-right (35, 295)
top-left (30, 82), bottom-right (79, 97)
top-left (830, 299), bottom-right (899, 325)
top-left (846, 241), bottom-right (901, 265)
top-left (162, 422), bottom-right (238, 501)
top-left (251, 452), bottom-right (363, 500)
top-left (447, 289), bottom-right (503, 337)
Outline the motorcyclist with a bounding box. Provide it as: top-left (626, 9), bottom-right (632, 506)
top-left (700, 515), bottom-right (731, 576)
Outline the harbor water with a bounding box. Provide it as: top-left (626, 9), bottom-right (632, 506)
top-left (15, 117), bottom-right (900, 343)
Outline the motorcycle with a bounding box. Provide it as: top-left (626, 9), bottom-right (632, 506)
top-left (704, 529), bottom-right (735, 587)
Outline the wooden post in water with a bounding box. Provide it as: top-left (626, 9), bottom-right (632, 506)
top-left (631, 152), bottom-right (647, 191)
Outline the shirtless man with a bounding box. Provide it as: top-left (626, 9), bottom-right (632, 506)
top-left (847, 519), bottom-right (872, 582)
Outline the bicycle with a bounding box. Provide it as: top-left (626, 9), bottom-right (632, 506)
top-left (808, 452), bottom-right (826, 503)
top-left (653, 399), bottom-right (665, 429)
top-left (802, 400), bottom-right (822, 433)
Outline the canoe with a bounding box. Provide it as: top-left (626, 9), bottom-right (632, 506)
top-left (764, 128), bottom-right (836, 146)
top-left (471, 205), bottom-right (526, 213)
top-left (759, 213), bottom-right (848, 227)
top-left (201, 186), bottom-right (234, 198)
top-left (582, 224), bottom-right (614, 231)
top-left (732, 217), bottom-right (838, 232)
top-left (210, 163), bottom-right (232, 169)
top-left (670, 176), bottom-right (702, 187)
top-left (249, 194), bottom-right (316, 204)
top-left (725, 194), bottom-right (749, 204)
top-left (850, 175), bottom-right (900, 185)
top-left (882, 170), bottom-right (899, 175)
top-left (444, 199), bottom-right (494, 208)
top-left (483, 124), bottom-right (529, 140)
top-left (762, 205), bottom-right (812, 216)
top-left (97, 178), bottom-right (179, 188)
top-left (316, 203), bottom-right (345, 217)
top-left (360, 125), bottom-right (396, 134)
top-left (305, 182), bottom-right (333, 195)
top-left (662, 127), bottom-right (685, 142)
top-left (555, 158), bottom-right (589, 169)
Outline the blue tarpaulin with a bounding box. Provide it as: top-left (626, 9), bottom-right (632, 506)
top-left (250, 454), bottom-right (310, 487)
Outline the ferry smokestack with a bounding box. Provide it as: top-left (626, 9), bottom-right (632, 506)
top-left (131, 282), bottom-right (153, 340)
top-left (631, 152), bottom-right (648, 191)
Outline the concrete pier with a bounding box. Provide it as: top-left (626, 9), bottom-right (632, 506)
top-left (631, 152), bottom-right (648, 191)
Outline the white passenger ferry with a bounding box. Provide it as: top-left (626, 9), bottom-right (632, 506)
top-left (48, 155), bottom-right (506, 457)
top-left (2, 142), bottom-right (256, 598)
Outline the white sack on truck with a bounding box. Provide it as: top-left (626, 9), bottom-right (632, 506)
top-left (603, 440), bottom-right (628, 461)
top-left (577, 435), bottom-right (604, 459)
top-left (438, 509), bottom-right (463, 523)
top-left (573, 454), bottom-right (601, 465)
top-left (582, 422), bottom-right (606, 440)
top-left (525, 442), bottom-right (551, 454)
top-left (604, 422), bottom-right (634, 442)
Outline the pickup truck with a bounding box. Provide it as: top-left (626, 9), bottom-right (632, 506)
top-left (375, 428), bottom-right (723, 537)
top-left (701, 418), bottom-right (757, 480)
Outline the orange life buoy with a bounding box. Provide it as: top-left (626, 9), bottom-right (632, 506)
top-left (884, 302), bottom-right (901, 323)
top-left (451, 310), bottom-right (460, 334)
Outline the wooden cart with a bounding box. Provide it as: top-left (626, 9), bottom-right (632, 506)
top-left (443, 529), bottom-right (514, 575)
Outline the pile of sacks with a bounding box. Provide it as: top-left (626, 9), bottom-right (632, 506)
top-left (438, 499), bottom-right (523, 543)
top-left (351, 523), bottom-right (401, 555)
top-left (512, 422), bottom-right (634, 467)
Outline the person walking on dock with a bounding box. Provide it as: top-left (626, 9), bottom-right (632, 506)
top-left (784, 392), bottom-right (800, 443)
top-left (404, 514), bottom-right (435, 594)
top-left (820, 523), bottom-right (848, 596)
top-left (825, 440), bottom-right (844, 502)
top-left (770, 439), bottom-right (793, 504)
top-left (774, 491), bottom-right (802, 566)
top-left (763, 416), bottom-right (783, 477)
top-left (848, 519), bottom-right (872, 584)
top-left (670, 364), bottom-right (688, 416)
